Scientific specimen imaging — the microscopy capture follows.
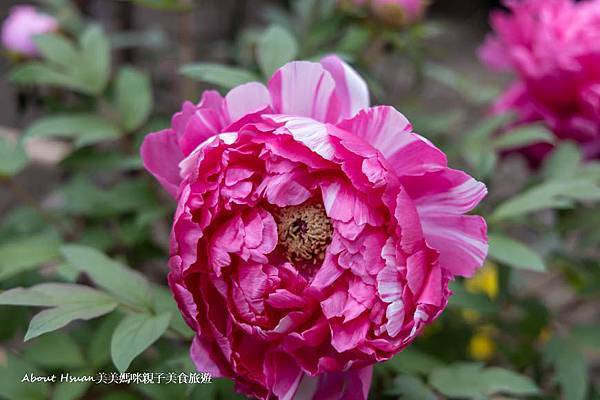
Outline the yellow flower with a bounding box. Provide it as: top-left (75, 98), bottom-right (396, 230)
top-left (538, 327), bottom-right (552, 344)
top-left (465, 262), bottom-right (499, 299)
top-left (469, 330), bottom-right (496, 361)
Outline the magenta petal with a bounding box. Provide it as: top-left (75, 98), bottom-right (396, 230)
top-left (404, 168), bottom-right (487, 215)
top-left (337, 106), bottom-right (447, 175)
top-left (190, 335), bottom-right (224, 378)
top-left (320, 55), bottom-right (369, 119)
top-left (140, 129), bottom-right (183, 198)
top-left (265, 352), bottom-right (304, 400)
top-left (421, 214), bottom-right (488, 277)
top-left (225, 82), bottom-right (272, 123)
top-left (330, 315), bottom-right (369, 353)
top-left (269, 61), bottom-right (340, 123)
top-left (296, 366), bottom-right (373, 400)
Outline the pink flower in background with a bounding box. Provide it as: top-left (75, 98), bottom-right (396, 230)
top-left (142, 56), bottom-right (487, 399)
top-left (1, 5), bottom-right (58, 57)
top-left (479, 0), bottom-right (600, 165)
top-left (371, 0), bottom-right (429, 25)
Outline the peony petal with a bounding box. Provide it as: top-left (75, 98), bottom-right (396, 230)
top-left (330, 315), bottom-right (369, 353)
top-left (295, 366), bottom-right (373, 400)
top-left (265, 352), bottom-right (304, 400)
top-left (402, 168), bottom-right (488, 215)
top-left (264, 114), bottom-right (335, 160)
top-left (172, 92), bottom-right (226, 156)
top-left (401, 168), bottom-right (488, 277)
top-left (377, 265), bottom-right (403, 303)
top-left (311, 252), bottom-right (344, 289)
top-left (420, 214), bottom-right (488, 277)
top-left (224, 82), bottom-right (272, 123)
top-left (190, 335), bottom-right (224, 378)
top-left (478, 34), bottom-right (513, 72)
top-left (337, 106), bottom-right (447, 175)
top-left (140, 129), bottom-right (183, 198)
top-left (320, 55), bottom-right (369, 119)
top-left (268, 61), bottom-right (340, 123)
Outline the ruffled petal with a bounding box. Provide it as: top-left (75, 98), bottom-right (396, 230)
top-left (140, 129), bottom-right (183, 198)
top-left (336, 106), bottom-right (447, 175)
top-left (401, 168), bottom-right (487, 277)
top-left (402, 168), bottom-right (487, 215)
top-left (419, 214), bottom-right (488, 277)
top-left (264, 115), bottom-right (335, 160)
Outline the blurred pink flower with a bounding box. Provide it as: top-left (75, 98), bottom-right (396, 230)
top-left (142, 56), bottom-right (487, 399)
top-left (1, 5), bottom-right (58, 57)
top-left (479, 0), bottom-right (600, 164)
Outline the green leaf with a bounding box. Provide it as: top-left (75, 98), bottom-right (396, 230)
top-left (52, 380), bottom-right (92, 400)
top-left (461, 113), bottom-right (514, 178)
top-left (336, 26), bottom-right (371, 56)
top-left (111, 312), bottom-right (171, 372)
top-left (425, 63), bottom-right (501, 104)
top-left (491, 123), bottom-right (554, 151)
top-left (479, 367), bottom-right (540, 397)
top-left (129, 0), bottom-right (190, 10)
top-left (430, 363), bottom-right (539, 399)
top-left (9, 62), bottom-right (92, 93)
top-left (88, 314), bottom-right (121, 367)
top-left (491, 177), bottom-right (600, 221)
top-left (60, 245), bottom-right (153, 310)
top-left (386, 375), bottom-right (436, 400)
top-left (33, 33), bottom-right (79, 69)
top-left (0, 233), bottom-right (61, 281)
top-left (0, 283), bottom-right (118, 340)
top-left (180, 63), bottom-right (260, 89)
top-left (0, 283), bottom-right (113, 306)
top-left (448, 282), bottom-right (498, 314)
top-left (0, 136), bottom-right (28, 177)
top-left (79, 25), bottom-right (111, 94)
top-left (571, 324), bottom-right (600, 350)
top-left (0, 355), bottom-right (50, 400)
top-left (24, 114), bottom-right (120, 147)
top-left (59, 177), bottom-right (158, 217)
top-left (23, 331), bottom-right (85, 368)
top-left (429, 363), bottom-right (486, 399)
top-left (544, 337), bottom-right (588, 400)
top-left (257, 25), bottom-right (299, 78)
top-left (25, 300), bottom-right (117, 341)
top-left (115, 67), bottom-right (152, 132)
top-left (488, 233), bottom-right (546, 271)
top-left (10, 28), bottom-right (110, 95)
top-left (153, 286), bottom-right (193, 338)
top-left (543, 141), bottom-right (582, 180)
top-left (385, 348), bottom-right (443, 375)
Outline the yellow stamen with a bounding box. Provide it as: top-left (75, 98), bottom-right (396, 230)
top-left (275, 203), bottom-right (333, 266)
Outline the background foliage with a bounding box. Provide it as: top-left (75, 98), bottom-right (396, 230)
top-left (0, 0), bottom-right (599, 399)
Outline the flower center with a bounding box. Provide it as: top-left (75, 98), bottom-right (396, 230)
top-left (275, 202), bottom-right (333, 267)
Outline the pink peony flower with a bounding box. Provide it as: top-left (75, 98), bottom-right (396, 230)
top-left (142, 56), bottom-right (488, 399)
top-left (1, 5), bottom-right (58, 57)
top-left (479, 0), bottom-right (600, 165)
